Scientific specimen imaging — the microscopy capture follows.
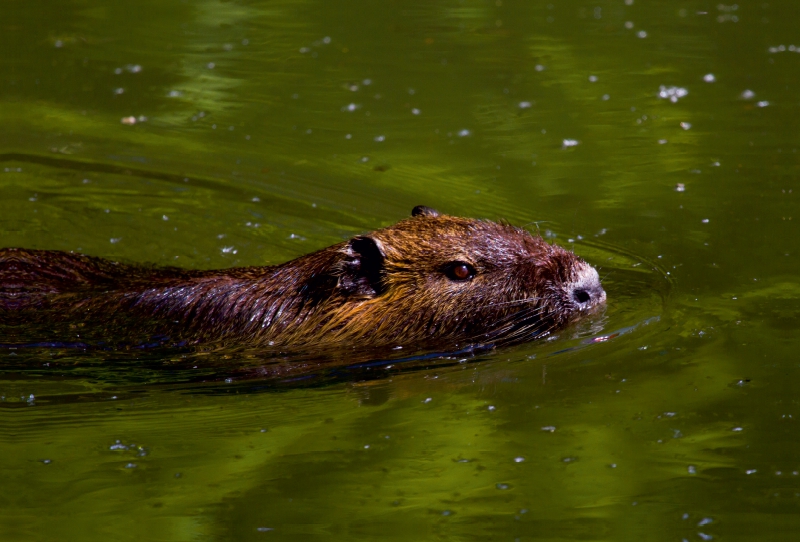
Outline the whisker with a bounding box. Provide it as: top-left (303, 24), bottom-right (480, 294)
top-left (522, 220), bottom-right (549, 229)
top-left (488, 305), bottom-right (547, 328)
top-left (469, 304), bottom-right (552, 343)
top-left (484, 296), bottom-right (543, 308)
top-left (492, 320), bottom-right (556, 346)
top-left (521, 220), bottom-right (550, 236)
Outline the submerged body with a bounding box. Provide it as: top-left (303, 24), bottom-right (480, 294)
top-left (0, 207), bottom-right (605, 350)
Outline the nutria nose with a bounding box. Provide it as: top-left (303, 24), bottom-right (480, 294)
top-left (568, 263), bottom-right (606, 309)
top-left (570, 285), bottom-right (606, 308)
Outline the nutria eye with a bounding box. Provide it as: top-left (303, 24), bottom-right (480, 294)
top-left (444, 262), bottom-right (476, 281)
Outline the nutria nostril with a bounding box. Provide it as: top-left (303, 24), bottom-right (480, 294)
top-left (573, 289), bottom-right (591, 304)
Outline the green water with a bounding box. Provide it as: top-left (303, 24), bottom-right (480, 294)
top-left (2, 0), bottom-right (799, 539)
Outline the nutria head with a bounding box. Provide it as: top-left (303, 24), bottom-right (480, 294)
top-left (292, 206), bottom-right (606, 348)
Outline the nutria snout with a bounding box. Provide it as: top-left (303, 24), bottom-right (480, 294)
top-left (0, 207), bottom-right (605, 350)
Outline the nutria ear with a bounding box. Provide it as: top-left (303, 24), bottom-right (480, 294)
top-left (411, 205), bottom-right (440, 218)
top-left (338, 236), bottom-right (385, 297)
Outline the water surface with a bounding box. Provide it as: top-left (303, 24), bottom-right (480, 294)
top-left (2, 1), bottom-right (799, 540)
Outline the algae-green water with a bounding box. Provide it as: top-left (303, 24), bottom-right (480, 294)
top-left (2, 1), bottom-right (799, 540)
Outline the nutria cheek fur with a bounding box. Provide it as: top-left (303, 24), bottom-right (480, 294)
top-left (0, 206), bottom-right (606, 349)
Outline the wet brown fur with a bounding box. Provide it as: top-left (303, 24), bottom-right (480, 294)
top-left (0, 208), bottom-right (605, 350)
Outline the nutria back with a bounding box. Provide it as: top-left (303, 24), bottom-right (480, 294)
top-left (0, 206), bottom-right (605, 350)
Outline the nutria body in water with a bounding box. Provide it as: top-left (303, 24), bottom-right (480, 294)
top-left (0, 206), bottom-right (605, 350)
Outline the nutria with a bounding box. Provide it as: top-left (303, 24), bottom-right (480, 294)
top-left (0, 206), bottom-right (605, 350)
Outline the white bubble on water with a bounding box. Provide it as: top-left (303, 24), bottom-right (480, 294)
top-left (658, 85), bottom-right (689, 102)
top-left (562, 139), bottom-right (579, 148)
